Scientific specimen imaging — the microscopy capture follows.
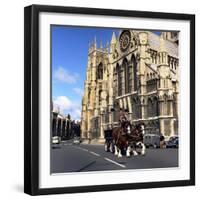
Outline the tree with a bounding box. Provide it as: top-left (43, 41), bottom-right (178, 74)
top-left (67, 114), bottom-right (71, 120)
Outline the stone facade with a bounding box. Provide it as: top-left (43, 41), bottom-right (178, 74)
top-left (51, 104), bottom-right (81, 139)
top-left (81, 30), bottom-right (179, 142)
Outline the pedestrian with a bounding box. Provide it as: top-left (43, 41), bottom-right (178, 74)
top-left (160, 134), bottom-right (166, 148)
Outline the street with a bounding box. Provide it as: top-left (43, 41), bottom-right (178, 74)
top-left (51, 140), bottom-right (178, 174)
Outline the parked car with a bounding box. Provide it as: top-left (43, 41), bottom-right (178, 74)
top-left (143, 134), bottom-right (160, 148)
top-left (73, 137), bottom-right (81, 145)
top-left (52, 136), bottom-right (61, 144)
top-left (166, 136), bottom-right (179, 148)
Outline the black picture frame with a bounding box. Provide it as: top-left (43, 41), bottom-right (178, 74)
top-left (24, 4), bottom-right (195, 196)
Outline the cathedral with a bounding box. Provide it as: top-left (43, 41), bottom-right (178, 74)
top-left (81, 30), bottom-right (179, 142)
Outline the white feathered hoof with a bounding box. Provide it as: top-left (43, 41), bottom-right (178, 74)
top-left (126, 147), bottom-right (131, 157)
top-left (114, 146), bottom-right (118, 155)
top-left (118, 153), bottom-right (122, 158)
top-left (133, 150), bottom-right (138, 156)
top-left (118, 150), bottom-right (122, 158)
top-left (126, 152), bottom-right (130, 158)
top-left (141, 144), bottom-right (146, 156)
top-left (104, 143), bottom-right (108, 152)
top-left (141, 150), bottom-right (146, 156)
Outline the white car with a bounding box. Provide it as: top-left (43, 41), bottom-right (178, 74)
top-left (73, 137), bottom-right (81, 145)
top-left (52, 136), bottom-right (61, 144)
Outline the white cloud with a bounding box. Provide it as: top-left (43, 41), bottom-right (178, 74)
top-left (53, 96), bottom-right (81, 120)
top-left (54, 96), bottom-right (72, 110)
top-left (54, 67), bottom-right (79, 84)
top-left (73, 87), bottom-right (84, 97)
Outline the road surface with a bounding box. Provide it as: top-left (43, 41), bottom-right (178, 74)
top-left (51, 140), bottom-right (178, 174)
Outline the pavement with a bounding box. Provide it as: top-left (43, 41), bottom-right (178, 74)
top-left (51, 140), bottom-right (178, 174)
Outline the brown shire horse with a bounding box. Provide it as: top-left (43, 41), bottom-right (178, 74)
top-left (112, 122), bottom-right (146, 157)
top-left (128, 123), bottom-right (146, 156)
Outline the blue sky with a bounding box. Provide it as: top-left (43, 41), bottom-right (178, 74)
top-left (51, 25), bottom-right (118, 120)
top-left (51, 26), bottom-right (160, 120)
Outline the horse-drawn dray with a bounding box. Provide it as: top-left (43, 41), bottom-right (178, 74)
top-left (104, 122), bottom-right (146, 158)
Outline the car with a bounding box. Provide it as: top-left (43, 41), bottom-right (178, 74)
top-left (143, 134), bottom-right (160, 148)
top-left (73, 137), bottom-right (81, 145)
top-left (166, 136), bottom-right (179, 148)
top-left (52, 136), bottom-right (61, 144)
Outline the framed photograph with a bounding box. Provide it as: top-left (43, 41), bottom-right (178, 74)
top-left (24, 4), bottom-right (195, 195)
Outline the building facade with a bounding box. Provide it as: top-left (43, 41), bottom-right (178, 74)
top-left (81, 30), bottom-right (179, 142)
top-left (51, 104), bottom-right (81, 140)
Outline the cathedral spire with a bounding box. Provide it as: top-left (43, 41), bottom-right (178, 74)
top-left (100, 40), bottom-right (103, 50)
top-left (106, 41), bottom-right (109, 52)
top-left (110, 32), bottom-right (117, 54)
top-left (111, 32), bottom-right (117, 44)
top-left (88, 41), bottom-right (91, 51)
top-left (94, 36), bottom-right (97, 49)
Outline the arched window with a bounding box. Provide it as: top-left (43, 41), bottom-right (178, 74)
top-left (113, 67), bottom-right (117, 97)
top-left (132, 55), bottom-right (137, 91)
top-left (163, 93), bottom-right (170, 115)
top-left (147, 96), bottom-right (158, 117)
top-left (128, 65), bottom-right (133, 93)
top-left (113, 100), bottom-right (120, 122)
top-left (147, 98), bottom-right (153, 117)
top-left (174, 61), bottom-right (177, 70)
top-left (123, 58), bottom-right (129, 94)
top-left (152, 96), bottom-right (158, 116)
top-left (99, 90), bottom-right (102, 107)
top-left (117, 64), bottom-right (124, 96)
top-left (97, 63), bottom-right (103, 79)
top-left (132, 97), bottom-right (141, 119)
top-left (173, 95), bottom-right (178, 118)
top-left (132, 98), bottom-right (137, 119)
